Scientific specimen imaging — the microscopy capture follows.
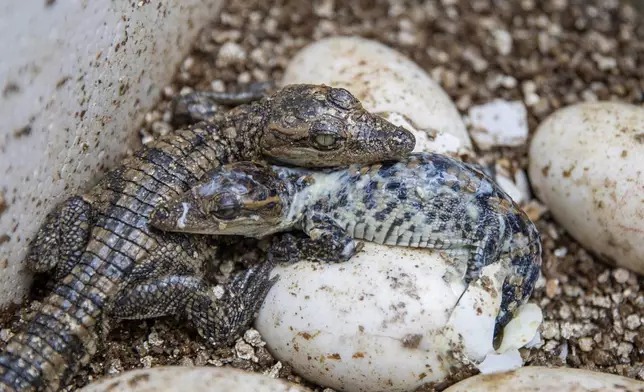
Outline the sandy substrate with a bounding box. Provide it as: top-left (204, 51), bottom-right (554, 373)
top-left (1, 0), bottom-right (643, 390)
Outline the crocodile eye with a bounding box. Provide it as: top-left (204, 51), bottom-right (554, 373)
top-left (315, 134), bottom-right (336, 147)
top-left (207, 192), bottom-right (240, 220)
top-left (328, 88), bottom-right (358, 110)
top-left (309, 119), bottom-right (346, 150)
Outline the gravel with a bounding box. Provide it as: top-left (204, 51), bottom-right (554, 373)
top-left (1, 0), bottom-right (643, 390)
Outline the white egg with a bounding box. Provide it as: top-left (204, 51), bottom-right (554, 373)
top-left (528, 102), bottom-right (644, 275)
top-left (280, 36), bottom-right (473, 158)
top-left (256, 243), bottom-right (542, 392)
top-left (79, 366), bottom-right (312, 392)
top-left (443, 366), bottom-right (644, 391)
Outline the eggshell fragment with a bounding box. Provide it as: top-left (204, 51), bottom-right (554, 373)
top-left (497, 303), bottom-right (543, 353)
top-left (467, 99), bottom-right (529, 149)
top-left (280, 36), bottom-right (473, 158)
top-left (528, 102), bottom-right (644, 275)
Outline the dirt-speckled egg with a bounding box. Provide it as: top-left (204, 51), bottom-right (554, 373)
top-left (255, 243), bottom-right (542, 392)
top-left (528, 102), bottom-right (644, 275)
top-left (443, 366), bottom-right (644, 391)
top-left (80, 366), bottom-right (313, 391)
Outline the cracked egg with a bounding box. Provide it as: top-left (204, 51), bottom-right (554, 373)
top-left (255, 243), bottom-right (542, 392)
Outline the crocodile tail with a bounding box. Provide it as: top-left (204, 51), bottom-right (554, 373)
top-left (494, 226), bottom-right (543, 335)
top-left (0, 262), bottom-right (106, 391)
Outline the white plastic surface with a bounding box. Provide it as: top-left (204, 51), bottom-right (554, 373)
top-left (0, 0), bottom-right (224, 308)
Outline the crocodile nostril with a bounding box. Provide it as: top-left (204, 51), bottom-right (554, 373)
top-left (392, 127), bottom-right (415, 150)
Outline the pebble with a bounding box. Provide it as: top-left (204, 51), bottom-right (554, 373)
top-left (545, 279), bottom-right (559, 299)
top-left (0, 329), bottom-right (14, 343)
top-left (151, 121), bottom-right (172, 137)
top-left (256, 243), bottom-right (541, 392)
top-left (244, 328), bottom-right (265, 347)
top-left (80, 366), bottom-right (313, 392)
top-left (617, 342), bottom-right (633, 358)
top-left (140, 356), bottom-right (153, 368)
top-left (280, 36), bottom-right (473, 158)
top-left (522, 81), bottom-right (540, 107)
top-left (443, 366), bottom-right (644, 391)
top-left (522, 200), bottom-right (548, 222)
top-left (578, 337), bottom-right (594, 352)
top-left (235, 340), bottom-right (257, 362)
top-left (540, 321), bottom-right (559, 340)
top-left (147, 331), bottom-right (163, 346)
top-left (528, 102), bottom-right (644, 275)
top-left (492, 29), bottom-right (513, 56)
top-left (625, 314), bottom-right (641, 330)
top-left (210, 79), bottom-right (225, 92)
top-left (613, 268), bottom-right (630, 284)
top-left (106, 359), bottom-right (123, 375)
top-left (467, 100), bottom-right (529, 150)
top-left (462, 48), bottom-right (489, 72)
top-left (216, 41), bottom-right (247, 67)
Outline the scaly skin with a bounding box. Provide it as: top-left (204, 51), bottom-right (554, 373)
top-left (0, 84), bottom-right (415, 392)
top-left (150, 152), bottom-right (542, 333)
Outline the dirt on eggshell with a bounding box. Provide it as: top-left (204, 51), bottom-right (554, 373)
top-left (1, 0), bottom-right (643, 390)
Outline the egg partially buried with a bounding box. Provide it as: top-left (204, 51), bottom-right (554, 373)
top-left (80, 366), bottom-right (313, 392)
top-left (528, 102), bottom-right (644, 275)
top-left (443, 366), bottom-right (644, 391)
top-left (280, 36), bottom-right (473, 158)
top-left (255, 243), bottom-right (541, 392)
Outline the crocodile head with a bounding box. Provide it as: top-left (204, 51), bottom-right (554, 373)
top-left (150, 161), bottom-right (291, 237)
top-left (260, 84), bottom-right (415, 167)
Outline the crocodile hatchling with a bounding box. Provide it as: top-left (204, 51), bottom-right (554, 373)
top-left (150, 152), bottom-right (543, 332)
top-left (0, 83), bottom-right (415, 392)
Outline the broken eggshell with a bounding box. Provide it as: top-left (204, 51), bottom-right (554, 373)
top-left (280, 36), bottom-right (473, 158)
top-left (80, 366), bottom-right (313, 392)
top-left (467, 100), bottom-right (529, 150)
top-left (528, 102), bottom-right (644, 275)
top-left (255, 243), bottom-right (542, 392)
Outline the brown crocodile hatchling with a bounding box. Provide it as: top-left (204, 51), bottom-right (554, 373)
top-left (0, 83), bottom-right (415, 392)
top-left (150, 152), bottom-right (543, 333)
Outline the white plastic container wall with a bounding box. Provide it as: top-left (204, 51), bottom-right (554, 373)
top-left (0, 0), bottom-right (225, 308)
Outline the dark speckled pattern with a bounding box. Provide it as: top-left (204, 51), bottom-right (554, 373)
top-left (302, 153), bottom-right (542, 331)
top-left (152, 152), bottom-right (542, 334)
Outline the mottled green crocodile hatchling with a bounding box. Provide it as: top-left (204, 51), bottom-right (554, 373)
top-left (150, 152), bottom-right (542, 332)
top-left (0, 83), bottom-right (415, 392)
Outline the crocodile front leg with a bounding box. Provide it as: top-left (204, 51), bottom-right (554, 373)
top-left (269, 212), bottom-right (362, 264)
top-left (121, 234), bottom-right (213, 282)
top-left (171, 81), bottom-right (276, 126)
top-left (26, 196), bottom-right (93, 280)
top-left (111, 262), bottom-right (277, 348)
